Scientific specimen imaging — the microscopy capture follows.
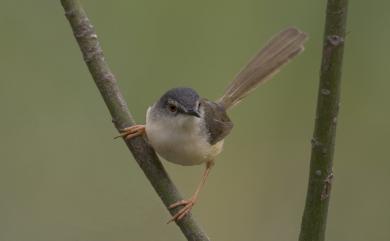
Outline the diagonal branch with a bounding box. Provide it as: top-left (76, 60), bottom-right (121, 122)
top-left (299, 0), bottom-right (349, 241)
top-left (60, 1), bottom-right (210, 240)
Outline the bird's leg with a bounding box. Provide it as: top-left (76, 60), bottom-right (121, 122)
top-left (114, 125), bottom-right (146, 140)
top-left (167, 161), bottom-right (214, 223)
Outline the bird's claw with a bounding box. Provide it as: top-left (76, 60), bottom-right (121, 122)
top-left (167, 198), bottom-right (196, 224)
top-left (114, 125), bottom-right (145, 140)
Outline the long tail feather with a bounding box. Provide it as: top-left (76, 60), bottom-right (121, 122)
top-left (218, 27), bottom-right (308, 109)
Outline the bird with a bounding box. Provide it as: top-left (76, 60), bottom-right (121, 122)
top-left (115, 27), bottom-right (307, 223)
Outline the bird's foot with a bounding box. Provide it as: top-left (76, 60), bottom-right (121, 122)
top-left (114, 125), bottom-right (145, 140)
top-left (167, 198), bottom-right (196, 223)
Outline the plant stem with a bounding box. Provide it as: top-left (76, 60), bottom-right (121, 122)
top-left (60, 1), bottom-right (210, 240)
top-left (299, 0), bottom-right (348, 241)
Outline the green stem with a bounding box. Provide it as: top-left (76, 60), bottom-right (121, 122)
top-left (299, 1), bottom-right (348, 241)
top-left (60, 1), bottom-right (210, 240)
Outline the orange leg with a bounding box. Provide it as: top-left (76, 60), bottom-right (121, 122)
top-left (167, 161), bottom-right (214, 223)
top-left (114, 125), bottom-right (145, 140)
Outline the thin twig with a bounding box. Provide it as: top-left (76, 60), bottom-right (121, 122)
top-left (60, 1), bottom-right (210, 240)
top-left (299, 1), bottom-right (348, 241)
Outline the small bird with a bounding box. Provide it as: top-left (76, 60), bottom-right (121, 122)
top-left (116, 27), bottom-right (307, 223)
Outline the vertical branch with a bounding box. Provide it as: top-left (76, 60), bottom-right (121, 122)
top-left (60, 1), bottom-right (210, 240)
top-left (299, 1), bottom-right (348, 241)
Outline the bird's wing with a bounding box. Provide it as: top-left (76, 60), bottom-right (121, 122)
top-left (201, 99), bottom-right (234, 145)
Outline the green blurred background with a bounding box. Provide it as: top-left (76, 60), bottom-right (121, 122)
top-left (1, 1), bottom-right (389, 240)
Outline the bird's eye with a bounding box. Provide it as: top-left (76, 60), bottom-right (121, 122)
top-left (198, 102), bottom-right (201, 109)
top-left (168, 104), bottom-right (177, 112)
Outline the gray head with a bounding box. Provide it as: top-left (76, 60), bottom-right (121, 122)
top-left (155, 87), bottom-right (201, 118)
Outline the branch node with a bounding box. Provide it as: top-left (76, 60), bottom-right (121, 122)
top-left (64, 9), bottom-right (76, 17)
top-left (103, 73), bottom-right (115, 82)
top-left (332, 117), bottom-right (337, 124)
top-left (311, 137), bottom-right (323, 147)
top-left (327, 35), bottom-right (344, 46)
top-left (83, 44), bottom-right (103, 63)
top-left (320, 89), bottom-right (331, 95)
top-left (315, 170), bottom-right (322, 176)
top-left (321, 172), bottom-right (334, 201)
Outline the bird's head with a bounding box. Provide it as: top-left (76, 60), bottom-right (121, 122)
top-left (156, 87), bottom-right (202, 119)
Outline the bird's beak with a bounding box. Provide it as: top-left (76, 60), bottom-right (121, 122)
top-left (186, 109), bottom-right (201, 118)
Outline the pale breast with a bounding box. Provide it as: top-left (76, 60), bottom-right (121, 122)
top-left (145, 107), bottom-right (223, 166)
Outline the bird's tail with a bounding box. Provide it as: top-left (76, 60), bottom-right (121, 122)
top-left (218, 27), bottom-right (308, 110)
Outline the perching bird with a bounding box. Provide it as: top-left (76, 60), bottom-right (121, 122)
top-left (116, 27), bottom-right (307, 222)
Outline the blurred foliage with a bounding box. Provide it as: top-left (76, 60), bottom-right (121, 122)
top-left (0, 1), bottom-right (389, 241)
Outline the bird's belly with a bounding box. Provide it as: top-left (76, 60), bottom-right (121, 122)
top-left (145, 121), bottom-right (223, 166)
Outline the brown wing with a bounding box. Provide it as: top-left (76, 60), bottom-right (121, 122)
top-left (201, 99), bottom-right (234, 145)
